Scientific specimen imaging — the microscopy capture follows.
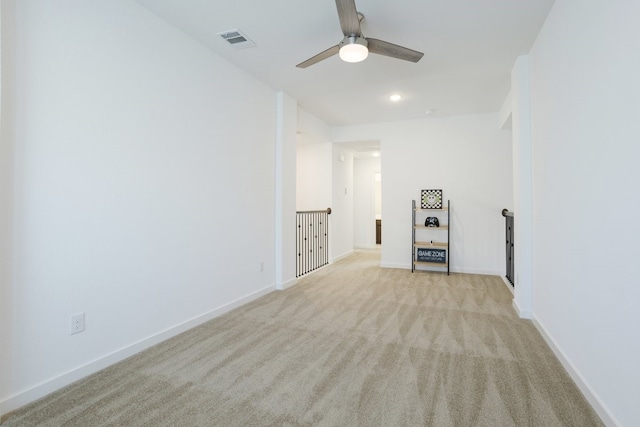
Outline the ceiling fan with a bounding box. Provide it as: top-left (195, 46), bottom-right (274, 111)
top-left (296, 0), bottom-right (424, 68)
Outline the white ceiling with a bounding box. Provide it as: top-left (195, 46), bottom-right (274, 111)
top-left (133, 0), bottom-right (555, 127)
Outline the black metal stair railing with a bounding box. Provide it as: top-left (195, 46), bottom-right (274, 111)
top-left (296, 208), bottom-right (331, 278)
top-left (502, 208), bottom-right (514, 287)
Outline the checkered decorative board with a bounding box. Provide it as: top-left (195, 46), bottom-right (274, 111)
top-left (421, 189), bottom-right (443, 209)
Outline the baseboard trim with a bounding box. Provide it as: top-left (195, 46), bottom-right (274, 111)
top-left (277, 277), bottom-right (298, 290)
top-left (501, 276), bottom-right (514, 294)
top-left (0, 284), bottom-right (276, 420)
top-left (531, 315), bottom-right (619, 427)
top-left (331, 250), bottom-right (354, 263)
top-left (353, 244), bottom-right (377, 250)
top-left (450, 267), bottom-right (501, 276)
top-left (512, 299), bottom-right (532, 319)
top-left (380, 262), bottom-right (410, 269)
top-left (379, 263), bottom-right (501, 277)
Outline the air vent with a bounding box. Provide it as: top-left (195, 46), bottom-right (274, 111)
top-left (217, 29), bottom-right (256, 49)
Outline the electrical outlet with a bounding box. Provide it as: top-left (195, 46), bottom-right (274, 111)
top-left (70, 312), bottom-right (85, 335)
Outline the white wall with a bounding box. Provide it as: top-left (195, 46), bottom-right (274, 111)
top-left (1, 0), bottom-right (277, 415)
top-left (353, 157), bottom-right (381, 248)
top-left (296, 108), bottom-right (332, 211)
top-left (375, 173), bottom-right (382, 219)
top-left (275, 93), bottom-right (297, 290)
top-left (0, 1), bottom-right (15, 415)
top-left (296, 149), bottom-right (331, 212)
top-left (528, 0), bottom-right (640, 425)
top-left (298, 107), bottom-right (332, 146)
top-left (334, 114), bottom-right (512, 275)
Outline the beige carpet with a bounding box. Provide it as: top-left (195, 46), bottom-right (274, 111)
top-left (2, 250), bottom-right (603, 426)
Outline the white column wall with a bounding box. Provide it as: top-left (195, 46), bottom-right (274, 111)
top-left (0, 2), bottom-right (16, 419)
top-left (510, 57), bottom-right (534, 318)
top-left (275, 92), bottom-right (297, 290)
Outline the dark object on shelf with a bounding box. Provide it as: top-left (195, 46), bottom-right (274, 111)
top-left (425, 217), bottom-right (439, 227)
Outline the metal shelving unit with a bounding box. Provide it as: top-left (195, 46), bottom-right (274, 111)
top-left (411, 199), bottom-right (450, 275)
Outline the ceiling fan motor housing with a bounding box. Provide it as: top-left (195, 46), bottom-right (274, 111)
top-left (339, 36), bottom-right (369, 62)
top-left (340, 35), bottom-right (368, 48)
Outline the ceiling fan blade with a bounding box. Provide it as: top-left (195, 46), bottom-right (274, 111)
top-left (335, 0), bottom-right (361, 36)
top-left (296, 45), bottom-right (340, 68)
top-left (367, 38), bottom-right (424, 63)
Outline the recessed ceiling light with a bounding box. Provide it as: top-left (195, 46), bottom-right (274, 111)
top-left (389, 94), bottom-right (403, 102)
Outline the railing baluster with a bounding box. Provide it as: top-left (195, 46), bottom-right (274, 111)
top-left (296, 208), bottom-right (331, 277)
top-left (502, 209), bottom-right (515, 287)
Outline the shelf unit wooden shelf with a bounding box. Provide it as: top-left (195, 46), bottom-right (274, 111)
top-left (414, 241), bottom-right (448, 247)
top-left (414, 261), bottom-right (449, 268)
top-left (412, 199), bottom-right (450, 274)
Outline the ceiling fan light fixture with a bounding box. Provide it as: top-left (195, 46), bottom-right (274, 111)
top-left (339, 36), bottom-right (368, 63)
